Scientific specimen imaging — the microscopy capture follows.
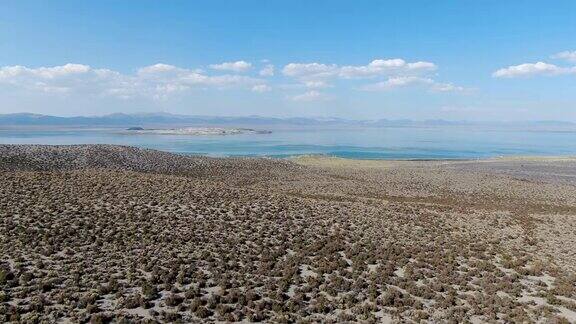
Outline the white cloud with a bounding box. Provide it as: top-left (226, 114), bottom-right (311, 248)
top-left (0, 64), bottom-right (130, 95)
top-left (0, 63), bottom-right (266, 99)
top-left (430, 82), bottom-right (469, 93)
top-left (339, 59), bottom-right (436, 78)
top-left (361, 76), bottom-right (469, 93)
top-left (361, 76), bottom-right (433, 91)
top-left (290, 90), bottom-right (328, 102)
top-left (0, 58), bottom-right (466, 103)
top-left (209, 61), bottom-right (252, 72)
top-left (259, 64), bottom-right (275, 77)
top-left (137, 63), bottom-right (181, 75)
top-left (552, 50), bottom-right (576, 62)
top-left (282, 59), bottom-right (437, 81)
top-left (492, 62), bottom-right (575, 78)
top-left (406, 61), bottom-right (437, 71)
top-left (282, 63), bottom-right (338, 80)
top-left (0, 63), bottom-right (91, 81)
top-left (186, 74), bottom-right (263, 87)
top-left (493, 51), bottom-right (576, 79)
top-left (280, 58), bottom-right (456, 95)
top-left (251, 84), bottom-right (271, 93)
top-left (37, 63), bottom-right (92, 78)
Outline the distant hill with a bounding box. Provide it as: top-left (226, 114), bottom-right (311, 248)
top-left (0, 112), bottom-right (354, 127)
top-left (0, 112), bottom-right (574, 128)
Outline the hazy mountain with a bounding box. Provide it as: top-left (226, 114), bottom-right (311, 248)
top-left (0, 112), bottom-right (574, 128)
top-left (0, 113), bottom-right (344, 127)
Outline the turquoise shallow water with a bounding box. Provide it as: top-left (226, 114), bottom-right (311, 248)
top-left (1, 126), bottom-right (576, 159)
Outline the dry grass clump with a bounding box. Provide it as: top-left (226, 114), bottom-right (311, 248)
top-left (1, 145), bottom-right (576, 322)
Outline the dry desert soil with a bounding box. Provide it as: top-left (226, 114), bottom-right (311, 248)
top-left (1, 145), bottom-right (576, 323)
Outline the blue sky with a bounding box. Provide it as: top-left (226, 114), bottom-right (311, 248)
top-left (0, 0), bottom-right (575, 120)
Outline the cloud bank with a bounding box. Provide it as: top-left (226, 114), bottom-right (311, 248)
top-left (281, 58), bottom-right (464, 100)
top-left (0, 58), bottom-right (466, 103)
top-left (0, 63), bottom-right (267, 100)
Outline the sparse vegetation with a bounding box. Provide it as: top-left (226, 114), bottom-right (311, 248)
top-left (1, 145), bottom-right (576, 322)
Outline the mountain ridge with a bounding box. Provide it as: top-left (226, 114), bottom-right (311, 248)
top-left (0, 112), bottom-right (574, 128)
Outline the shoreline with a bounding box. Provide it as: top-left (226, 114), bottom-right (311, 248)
top-left (3, 143), bottom-right (576, 163)
top-left (290, 154), bottom-right (576, 168)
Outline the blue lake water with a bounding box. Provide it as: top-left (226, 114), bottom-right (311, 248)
top-left (1, 126), bottom-right (576, 159)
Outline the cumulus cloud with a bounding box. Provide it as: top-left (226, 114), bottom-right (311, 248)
top-left (492, 62), bottom-right (574, 78)
top-left (280, 58), bottom-right (462, 95)
top-left (0, 63), bottom-right (90, 81)
top-left (0, 63), bottom-right (267, 99)
top-left (290, 90), bottom-right (328, 102)
top-left (137, 63), bottom-right (182, 75)
top-left (259, 64), bottom-right (275, 77)
top-left (493, 51), bottom-right (576, 78)
top-left (552, 50), bottom-right (576, 62)
top-left (209, 61), bottom-right (252, 72)
top-left (0, 59), bottom-right (466, 103)
top-left (282, 59), bottom-right (436, 81)
top-left (0, 63), bottom-right (129, 95)
top-left (282, 63), bottom-right (338, 80)
top-left (339, 59), bottom-right (436, 78)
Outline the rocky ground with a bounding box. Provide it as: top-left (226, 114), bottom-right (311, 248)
top-left (1, 145), bottom-right (575, 323)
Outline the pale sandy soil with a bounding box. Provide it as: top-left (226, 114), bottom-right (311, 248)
top-left (1, 145), bottom-right (575, 323)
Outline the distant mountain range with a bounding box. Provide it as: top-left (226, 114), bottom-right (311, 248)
top-left (0, 112), bottom-right (574, 128)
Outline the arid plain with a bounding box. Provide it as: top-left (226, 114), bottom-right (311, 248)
top-left (1, 145), bottom-right (575, 323)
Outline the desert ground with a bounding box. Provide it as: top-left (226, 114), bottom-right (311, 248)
top-left (1, 145), bottom-right (575, 323)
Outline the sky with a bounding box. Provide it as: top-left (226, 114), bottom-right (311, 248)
top-left (0, 0), bottom-right (575, 121)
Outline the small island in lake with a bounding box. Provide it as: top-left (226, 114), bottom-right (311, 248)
top-left (124, 127), bottom-right (271, 136)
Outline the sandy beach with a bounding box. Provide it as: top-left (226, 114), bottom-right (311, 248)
top-left (1, 145), bottom-right (575, 323)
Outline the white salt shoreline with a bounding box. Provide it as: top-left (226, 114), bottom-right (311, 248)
top-left (122, 127), bottom-right (271, 136)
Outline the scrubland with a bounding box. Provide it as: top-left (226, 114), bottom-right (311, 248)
top-left (1, 145), bottom-right (575, 323)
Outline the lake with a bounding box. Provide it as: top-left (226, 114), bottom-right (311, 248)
top-left (1, 126), bottom-right (576, 159)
